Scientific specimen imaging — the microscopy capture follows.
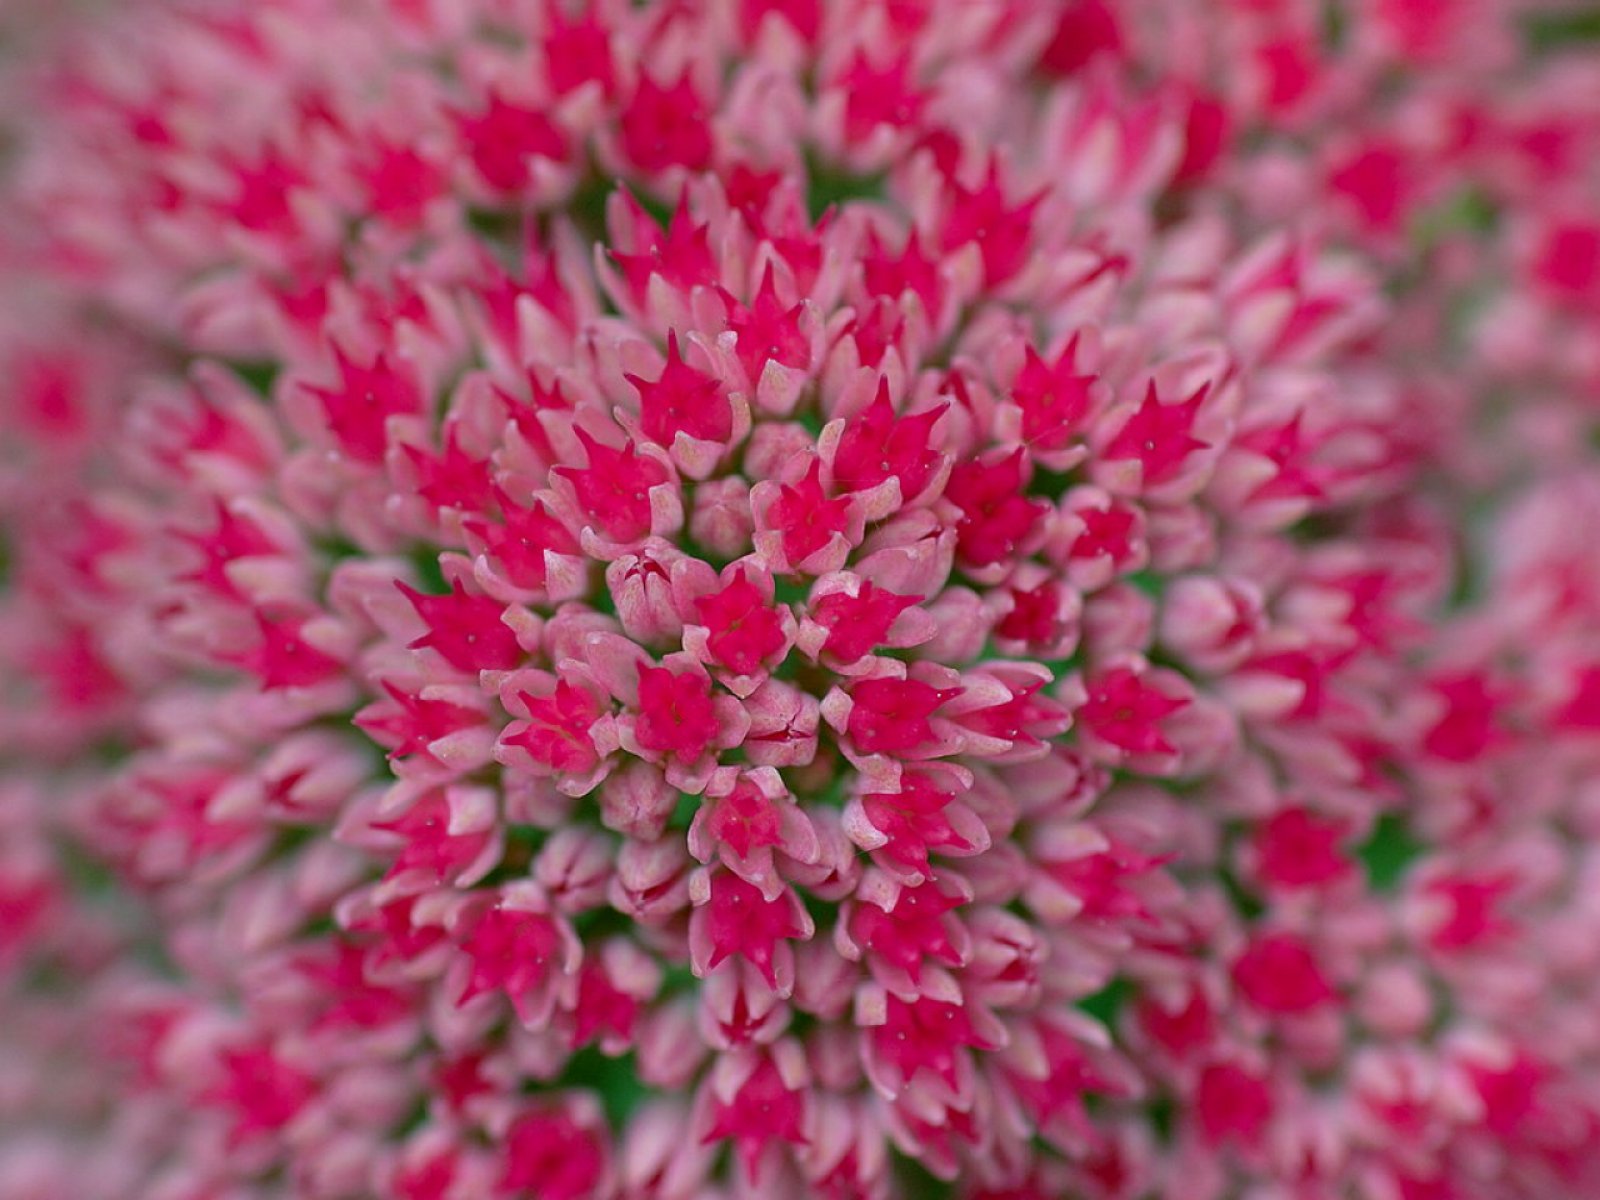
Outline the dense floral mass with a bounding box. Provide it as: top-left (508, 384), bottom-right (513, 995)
top-left (5, 1), bottom-right (1600, 1197)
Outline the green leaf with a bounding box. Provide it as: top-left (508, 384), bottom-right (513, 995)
top-left (1526, 9), bottom-right (1600, 51)
top-left (1029, 465), bottom-right (1078, 502)
top-left (893, 1155), bottom-right (957, 1200)
top-left (1219, 865), bottom-right (1267, 920)
top-left (556, 1048), bottom-right (649, 1129)
top-left (228, 359), bottom-right (280, 397)
top-left (1358, 813), bottom-right (1427, 892)
top-left (408, 546), bottom-right (449, 595)
top-left (668, 792), bottom-right (700, 831)
top-left (805, 154), bottom-right (887, 221)
top-left (1077, 976), bottom-right (1134, 1027)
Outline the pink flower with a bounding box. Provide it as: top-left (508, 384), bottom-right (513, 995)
top-left (690, 869), bottom-right (813, 991)
top-left (398, 579), bottom-right (523, 672)
top-left (1196, 1060), bottom-right (1275, 1147)
top-left (1231, 931), bottom-right (1337, 1016)
top-left (845, 677), bottom-right (962, 757)
top-left (1075, 663), bottom-right (1189, 759)
top-left (499, 1104), bottom-right (609, 1198)
top-left (633, 666), bottom-right (722, 763)
top-left (553, 430), bottom-right (676, 546)
top-left (619, 73), bottom-right (715, 174)
top-left (627, 332), bottom-right (733, 451)
top-left (454, 897), bottom-right (578, 1026)
top-left (825, 380), bottom-right (948, 508)
top-left (946, 450), bottom-right (1050, 569)
top-left (700, 1055), bottom-right (809, 1177)
top-left (692, 566), bottom-right (790, 677)
top-left (455, 89), bottom-right (570, 194)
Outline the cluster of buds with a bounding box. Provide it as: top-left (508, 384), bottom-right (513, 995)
top-left (3, 3), bottom-right (1600, 1200)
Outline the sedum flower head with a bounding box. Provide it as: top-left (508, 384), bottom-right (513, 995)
top-left (3, 3), bottom-right (1600, 1200)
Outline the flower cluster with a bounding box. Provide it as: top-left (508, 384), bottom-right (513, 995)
top-left (4, 2), bottom-right (1600, 1199)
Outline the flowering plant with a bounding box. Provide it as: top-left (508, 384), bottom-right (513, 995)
top-left (5, 2), bottom-right (1600, 1198)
